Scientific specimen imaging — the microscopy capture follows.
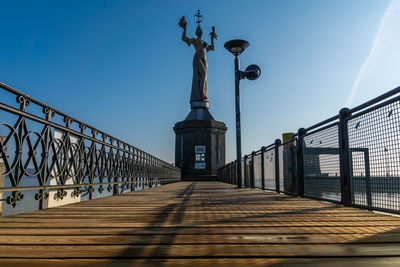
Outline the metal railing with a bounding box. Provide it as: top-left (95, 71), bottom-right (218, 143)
top-left (0, 82), bottom-right (180, 216)
top-left (218, 86), bottom-right (400, 215)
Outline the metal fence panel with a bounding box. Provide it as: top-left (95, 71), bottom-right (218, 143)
top-left (279, 140), bottom-right (297, 194)
top-left (347, 99), bottom-right (400, 212)
top-left (241, 158), bottom-right (245, 187)
top-left (246, 157), bottom-right (252, 187)
top-left (254, 153), bottom-right (262, 188)
top-left (264, 147), bottom-right (275, 190)
top-left (303, 124), bottom-right (341, 202)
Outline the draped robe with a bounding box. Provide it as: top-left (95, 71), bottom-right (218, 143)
top-left (188, 38), bottom-right (209, 103)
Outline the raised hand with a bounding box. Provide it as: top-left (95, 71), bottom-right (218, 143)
top-left (179, 16), bottom-right (187, 29)
top-left (209, 26), bottom-right (217, 40)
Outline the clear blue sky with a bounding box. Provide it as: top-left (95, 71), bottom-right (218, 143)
top-left (1, 0), bottom-right (400, 163)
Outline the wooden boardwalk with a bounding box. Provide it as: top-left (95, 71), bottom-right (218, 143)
top-left (1, 181), bottom-right (400, 266)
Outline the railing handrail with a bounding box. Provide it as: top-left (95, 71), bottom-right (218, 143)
top-left (305, 86), bottom-right (400, 132)
top-left (0, 81), bottom-right (175, 168)
top-left (229, 85), bottom-right (400, 163)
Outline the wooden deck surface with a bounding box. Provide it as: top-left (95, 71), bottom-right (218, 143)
top-left (1, 181), bottom-right (400, 266)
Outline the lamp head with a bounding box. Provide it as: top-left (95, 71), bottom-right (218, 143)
top-left (224, 39), bottom-right (249, 56)
top-left (245, 64), bottom-right (261, 80)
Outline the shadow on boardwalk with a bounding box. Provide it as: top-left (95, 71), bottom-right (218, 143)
top-left (104, 181), bottom-right (399, 266)
top-left (1, 181), bottom-right (400, 266)
top-left (108, 182), bottom-right (196, 265)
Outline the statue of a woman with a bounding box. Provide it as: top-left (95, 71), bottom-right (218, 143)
top-left (179, 15), bottom-right (217, 108)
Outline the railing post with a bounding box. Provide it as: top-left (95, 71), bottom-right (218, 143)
top-left (225, 166), bottom-right (227, 184)
top-left (244, 155), bottom-right (248, 187)
top-left (224, 165), bottom-right (227, 184)
top-left (113, 139), bottom-right (120, 195)
top-left (89, 130), bottom-right (97, 198)
top-left (148, 156), bottom-right (152, 189)
top-left (40, 108), bottom-right (53, 210)
top-left (229, 162), bottom-right (231, 184)
top-left (230, 163), bottom-right (233, 184)
top-left (274, 139), bottom-right (281, 193)
top-left (339, 108), bottom-right (352, 206)
top-left (222, 165), bottom-right (225, 183)
top-left (251, 151), bottom-right (255, 188)
top-left (227, 163), bottom-right (232, 184)
top-left (364, 151), bottom-right (372, 207)
top-left (225, 165), bottom-right (228, 184)
top-left (130, 147), bottom-right (135, 192)
top-left (261, 146), bottom-right (266, 190)
top-left (296, 128), bottom-right (306, 197)
top-left (227, 162), bottom-right (230, 184)
top-left (234, 160), bottom-right (237, 186)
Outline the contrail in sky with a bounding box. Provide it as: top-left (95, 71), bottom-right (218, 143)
top-left (346, 0), bottom-right (399, 107)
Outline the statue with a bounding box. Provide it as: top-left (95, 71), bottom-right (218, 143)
top-left (179, 10), bottom-right (217, 109)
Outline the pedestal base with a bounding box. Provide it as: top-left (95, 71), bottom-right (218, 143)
top-left (174, 119), bottom-right (227, 180)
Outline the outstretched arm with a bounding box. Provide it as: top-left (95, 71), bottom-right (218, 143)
top-left (207, 26), bottom-right (217, 52)
top-left (179, 16), bottom-right (190, 46)
top-left (182, 28), bottom-right (190, 46)
top-left (206, 38), bottom-right (215, 52)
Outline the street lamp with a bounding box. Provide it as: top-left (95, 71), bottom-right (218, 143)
top-left (224, 39), bottom-right (261, 188)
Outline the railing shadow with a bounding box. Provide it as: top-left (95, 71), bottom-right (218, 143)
top-left (105, 182), bottom-right (196, 266)
top-left (103, 182), bottom-right (379, 265)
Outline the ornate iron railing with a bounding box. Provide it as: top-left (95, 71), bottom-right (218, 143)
top-left (218, 86), bottom-right (400, 215)
top-left (0, 82), bottom-right (180, 216)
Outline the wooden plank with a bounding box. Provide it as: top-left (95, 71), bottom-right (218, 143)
top-left (10, 212), bottom-right (392, 219)
top-left (0, 181), bottom-right (400, 265)
top-left (1, 233), bottom-right (400, 245)
top-left (1, 226), bottom-right (399, 235)
top-left (0, 257), bottom-right (400, 267)
top-left (2, 216), bottom-right (397, 223)
top-left (1, 244), bottom-right (400, 258)
top-left (1, 221), bottom-right (400, 228)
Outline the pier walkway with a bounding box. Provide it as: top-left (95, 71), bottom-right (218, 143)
top-left (1, 181), bottom-right (400, 266)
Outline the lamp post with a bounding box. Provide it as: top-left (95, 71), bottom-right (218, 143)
top-left (224, 39), bottom-right (261, 188)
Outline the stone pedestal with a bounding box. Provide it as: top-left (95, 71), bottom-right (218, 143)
top-left (174, 119), bottom-right (226, 180)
